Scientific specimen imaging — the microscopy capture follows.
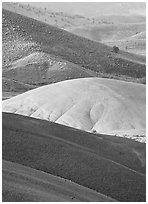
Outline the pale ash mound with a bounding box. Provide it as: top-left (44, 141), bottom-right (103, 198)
top-left (2, 78), bottom-right (146, 142)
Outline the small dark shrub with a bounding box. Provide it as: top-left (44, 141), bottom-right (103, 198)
top-left (113, 46), bottom-right (119, 53)
top-left (92, 129), bottom-right (97, 134)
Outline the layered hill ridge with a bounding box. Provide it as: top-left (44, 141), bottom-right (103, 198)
top-left (2, 78), bottom-right (146, 142)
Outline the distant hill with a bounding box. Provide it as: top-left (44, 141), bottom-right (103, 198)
top-left (2, 9), bottom-right (146, 83)
top-left (95, 15), bottom-right (145, 24)
top-left (2, 2), bottom-right (146, 29)
top-left (68, 23), bottom-right (146, 56)
top-left (68, 23), bottom-right (145, 42)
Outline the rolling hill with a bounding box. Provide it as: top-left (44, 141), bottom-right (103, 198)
top-left (2, 112), bottom-right (146, 201)
top-left (2, 78), bottom-right (146, 142)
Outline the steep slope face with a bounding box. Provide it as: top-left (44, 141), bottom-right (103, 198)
top-left (3, 3), bottom-right (146, 56)
top-left (2, 9), bottom-right (146, 81)
top-left (2, 112), bottom-right (146, 201)
top-left (2, 78), bottom-right (146, 141)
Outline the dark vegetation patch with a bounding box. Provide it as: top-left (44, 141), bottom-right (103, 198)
top-left (2, 9), bottom-right (146, 80)
top-left (3, 112), bottom-right (146, 202)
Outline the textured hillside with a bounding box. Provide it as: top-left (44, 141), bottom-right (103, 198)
top-left (2, 9), bottom-right (146, 82)
top-left (3, 3), bottom-right (146, 57)
top-left (3, 3), bottom-right (145, 56)
top-left (2, 8), bottom-right (98, 94)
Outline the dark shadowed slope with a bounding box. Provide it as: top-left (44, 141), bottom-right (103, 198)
top-left (2, 9), bottom-right (146, 81)
top-left (2, 112), bottom-right (146, 202)
top-left (2, 77), bottom-right (37, 100)
top-left (2, 77), bottom-right (37, 92)
top-left (3, 160), bottom-right (116, 202)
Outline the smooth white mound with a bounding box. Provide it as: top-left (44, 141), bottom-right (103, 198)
top-left (2, 78), bottom-right (146, 141)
